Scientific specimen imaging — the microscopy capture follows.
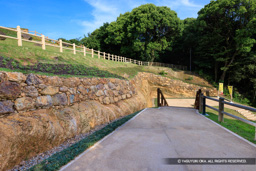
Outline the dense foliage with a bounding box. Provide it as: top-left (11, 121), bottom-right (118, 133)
top-left (62, 1), bottom-right (256, 104)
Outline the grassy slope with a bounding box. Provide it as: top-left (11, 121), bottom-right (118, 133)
top-left (205, 107), bottom-right (256, 144)
top-left (0, 38), bottom-right (211, 87)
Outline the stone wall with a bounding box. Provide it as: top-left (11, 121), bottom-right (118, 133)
top-left (0, 71), bottom-right (216, 170)
top-left (0, 72), bottom-right (136, 116)
top-left (133, 72), bottom-right (217, 107)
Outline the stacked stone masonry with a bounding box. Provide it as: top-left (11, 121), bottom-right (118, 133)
top-left (0, 72), bottom-right (136, 115)
top-left (0, 71), bottom-right (217, 170)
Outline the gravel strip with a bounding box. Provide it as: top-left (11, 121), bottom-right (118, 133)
top-left (8, 123), bottom-right (109, 171)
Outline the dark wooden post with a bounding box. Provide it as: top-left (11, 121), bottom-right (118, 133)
top-left (199, 93), bottom-right (203, 113)
top-left (194, 89), bottom-right (202, 109)
top-left (157, 88), bottom-right (160, 107)
top-left (218, 97), bottom-right (224, 122)
top-left (202, 96), bottom-right (206, 115)
top-left (161, 92), bottom-right (163, 106)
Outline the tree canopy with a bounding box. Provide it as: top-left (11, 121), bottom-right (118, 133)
top-left (62, 1), bottom-right (256, 104)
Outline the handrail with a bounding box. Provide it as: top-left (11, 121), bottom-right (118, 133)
top-left (157, 88), bottom-right (168, 107)
top-left (198, 91), bottom-right (256, 140)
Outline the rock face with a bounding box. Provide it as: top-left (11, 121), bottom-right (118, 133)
top-left (26, 74), bottom-right (43, 85)
top-left (0, 71), bottom-right (217, 170)
top-left (41, 86), bottom-right (59, 95)
top-left (0, 100), bottom-right (14, 115)
top-left (15, 97), bottom-right (35, 111)
top-left (24, 86), bottom-right (38, 97)
top-left (36, 96), bottom-right (53, 108)
top-left (5, 72), bottom-right (26, 82)
top-left (0, 81), bottom-right (21, 100)
top-left (52, 93), bottom-right (68, 106)
top-left (0, 96), bottom-right (146, 170)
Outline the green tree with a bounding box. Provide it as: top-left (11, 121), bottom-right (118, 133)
top-left (106, 4), bottom-right (181, 62)
top-left (195, 0), bottom-right (256, 82)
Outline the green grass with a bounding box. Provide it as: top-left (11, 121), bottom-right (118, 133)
top-left (0, 38), bottom-right (213, 87)
top-left (28, 110), bottom-right (142, 171)
top-left (205, 106), bottom-right (256, 144)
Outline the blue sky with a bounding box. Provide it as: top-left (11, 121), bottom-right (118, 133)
top-left (0, 0), bottom-right (211, 40)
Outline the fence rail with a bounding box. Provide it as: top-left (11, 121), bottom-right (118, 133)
top-left (0, 25), bottom-right (187, 70)
top-left (198, 92), bottom-right (256, 140)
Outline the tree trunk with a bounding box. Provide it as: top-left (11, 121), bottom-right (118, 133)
top-left (220, 69), bottom-right (227, 83)
top-left (214, 62), bottom-right (218, 82)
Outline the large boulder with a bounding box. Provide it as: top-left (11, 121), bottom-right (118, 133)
top-left (0, 31), bottom-right (6, 40)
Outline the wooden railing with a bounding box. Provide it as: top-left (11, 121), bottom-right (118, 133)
top-left (0, 25), bottom-right (187, 70)
top-left (157, 88), bottom-right (168, 107)
top-left (198, 92), bottom-right (256, 140)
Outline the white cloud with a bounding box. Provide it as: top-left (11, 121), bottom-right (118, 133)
top-left (80, 0), bottom-right (204, 35)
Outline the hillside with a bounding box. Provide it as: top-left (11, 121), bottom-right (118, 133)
top-left (0, 38), bottom-right (212, 88)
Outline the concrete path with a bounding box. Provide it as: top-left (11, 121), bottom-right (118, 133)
top-left (61, 107), bottom-right (256, 171)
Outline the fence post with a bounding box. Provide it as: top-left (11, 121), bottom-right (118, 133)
top-left (218, 97), bottom-right (224, 122)
top-left (83, 46), bottom-right (86, 56)
top-left (92, 49), bottom-right (94, 58)
top-left (108, 53), bottom-right (110, 60)
top-left (98, 51), bottom-right (100, 58)
top-left (59, 39), bottom-right (63, 52)
top-left (130, 58), bottom-right (131, 63)
top-left (202, 96), bottom-right (206, 115)
top-left (118, 56), bottom-right (120, 62)
top-left (17, 26), bottom-right (22, 47)
top-left (42, 35), bottom-right (46, 50)
top-left (199, 93), bottom-right (203, 113)
top-left (72, 43), bottom-right (76, 54)
top-left (157, 88), bottom-right (160, 107)
top-left (104, 52), bottom-right (105, 59)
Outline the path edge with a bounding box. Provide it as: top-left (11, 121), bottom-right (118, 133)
top-left (196, 110), bottom-right (256, 148)
top-left (60, 108), bottom-right (148, 171)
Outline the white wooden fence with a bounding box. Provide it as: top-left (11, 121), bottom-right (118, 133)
top-left (0, 25), bottom-right (187, 70)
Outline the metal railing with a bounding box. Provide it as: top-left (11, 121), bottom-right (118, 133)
top-left (198, 92), bottom-right (256, 140)
top-left (157, 88), bottom-right (168, 107)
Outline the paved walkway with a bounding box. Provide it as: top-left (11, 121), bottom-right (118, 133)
top-left (61, 107), bottom-right (256, 171)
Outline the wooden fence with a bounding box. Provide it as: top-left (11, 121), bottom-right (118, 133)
top-left (0, 25), bottom-right (187, 70)
top-left (198, 92), bottom-right (256, 140)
